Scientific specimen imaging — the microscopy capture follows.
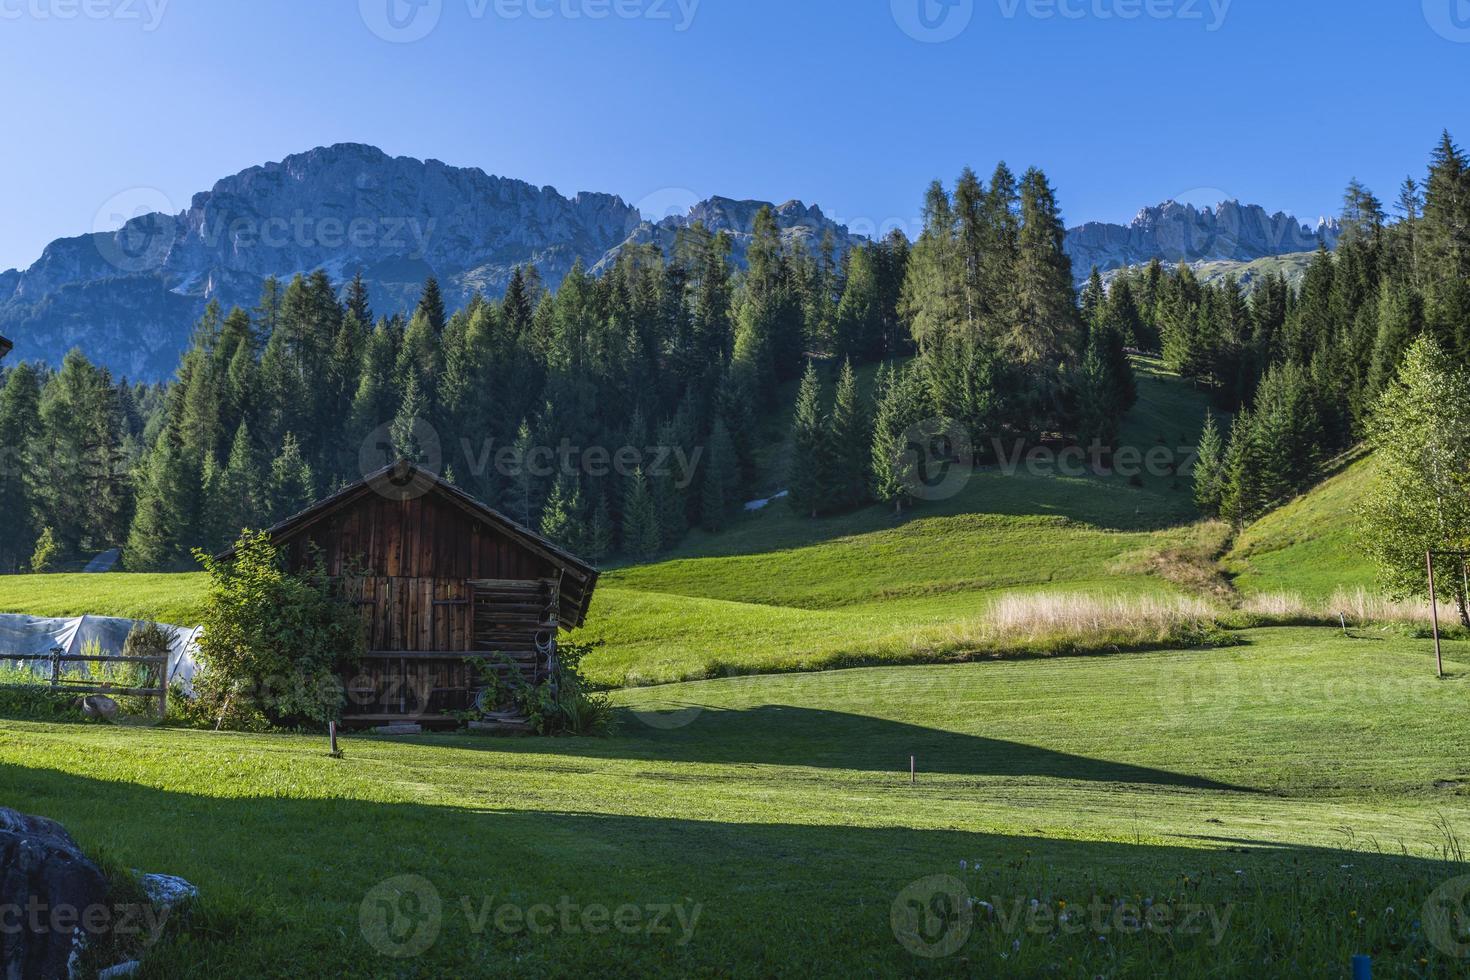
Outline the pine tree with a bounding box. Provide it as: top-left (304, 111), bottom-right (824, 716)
top-left (586, 492), bottom-right (613, 563)
top-left (651, 420), bottom-right (689, 547)
top-left (506, 420), bottom-right (540, 528)
top-left (345, 270), bottom-right (374, 328)
top-left (268, 433), bottom-right (314, 523)
top-left (701, 416), bottom-right (739, 532)
top-left (827, 359), bottom-right (871, 511)
top-left (621, 467), bottom-right (660, 558)
top-left (834, 245), bottom-right (886, 363)
top-left (1193, 410), bottom-right (1225, 517)
top-left (1011, 167), bottom-right (1078, 367)
top-left (787, 361), bottom-right (830, 517)
top-left (870, 363), bottom-right (932, 515)
top-left (209, 422), bottom-right (265, 549)
top-left (539, 474), bottom-right (586, 554)
top-left (30, 526), bottom-right (60, 574)
top-left (899, 180), bottom-right (964, 350)
top-left (416, 276), bottom-right (447, 334)
top-left (0, 363), bottom-right (42, 572)
top-left (125, 414), bottom-right (201, 571)
top-left (390, 376), bottom-right (431, 464)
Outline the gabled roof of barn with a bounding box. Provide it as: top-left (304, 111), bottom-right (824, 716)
top-left (0, 335), bottom-right (12, 359)
top-left (216, 461), bottom-right (600, 629)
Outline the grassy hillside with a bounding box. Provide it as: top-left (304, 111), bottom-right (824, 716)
top-left (1224, 455), bottom-right (1378, 600)
top-left (1099, 251), bottom-right (1320, 296)
top-left (578, 358), bottom-right (1220, 683)
top-left (0, 570), bottom-right (208, 624)
top-left (1190, 250), bottom-right (1319, 293)
top-left (1, 627), bottom-right (1465, 976)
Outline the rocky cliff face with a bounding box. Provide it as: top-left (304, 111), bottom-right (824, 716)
top-left (0, 144), bottom-right (858, 379)
top-left (1065, 199), bottom-right (1341, 281)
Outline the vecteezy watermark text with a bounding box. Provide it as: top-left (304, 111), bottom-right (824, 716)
top-left (360, 875), bottom-right (702, 958)
top-left (891, 874), bottom-right (1233, 959)
top-left (893, 0), bottom-right (1230, 42)
top-left (0, 0), bottom-right (168, 30)
top-left (360, 0), bottom-right (699, 43)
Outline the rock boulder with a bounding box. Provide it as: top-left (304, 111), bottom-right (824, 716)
top-left (0, 808), bottom-right (108, 980)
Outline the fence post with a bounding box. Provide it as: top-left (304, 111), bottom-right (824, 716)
top-left (157, 655), bottom-right (168, 720)
top-left (49, 647), bottom-right (61, 692)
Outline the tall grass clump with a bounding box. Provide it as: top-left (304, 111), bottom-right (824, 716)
top-left (1238, 588), bottom-right (1434, 627)
top-left (927, 592), bottom-right (1229, 659)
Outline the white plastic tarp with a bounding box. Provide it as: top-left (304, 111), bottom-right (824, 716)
top-left (0, 614), bottom-right (201, 692)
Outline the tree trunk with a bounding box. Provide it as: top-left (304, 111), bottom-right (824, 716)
top-left (1456, 576), bottom-right (1469, 629)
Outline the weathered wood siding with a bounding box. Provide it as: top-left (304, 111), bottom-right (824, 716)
top-left (275, 490), bottom-right (562, 655)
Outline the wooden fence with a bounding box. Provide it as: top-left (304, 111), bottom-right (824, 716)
top-left (2, 647), bottom-right (169, 717)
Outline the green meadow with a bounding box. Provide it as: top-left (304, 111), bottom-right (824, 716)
top-left (2, 359), bottom-right (1464, 976)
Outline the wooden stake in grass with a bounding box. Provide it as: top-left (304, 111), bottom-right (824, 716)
top-left (910, 755), bottom-right (915, 786)
top-left (329, 721), bottom-right (344, 759)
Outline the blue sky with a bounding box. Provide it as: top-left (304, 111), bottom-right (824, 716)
top-left (0, 0), bottom-right (1466, 271)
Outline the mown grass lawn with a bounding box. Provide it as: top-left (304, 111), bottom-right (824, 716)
top-left (2, 627), bottom-right (1468, 977)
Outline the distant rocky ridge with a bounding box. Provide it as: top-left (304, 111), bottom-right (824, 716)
top-left (1065, 199), bottom-right (1341, 282)
top-left (0, 144), bottom-right (1335, 380)
top-left (0, 144), bottom-right (861, 379)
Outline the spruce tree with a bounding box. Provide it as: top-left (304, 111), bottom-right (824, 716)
top-left (701, 416), bottom-right (739, 532)
top-left (0, 363), bottom-right (42, 572)
top-left (390, 376), bottom-right (430, 464)
top-left (871, 363), bottom-right (932, 515)
top-left (268, 433), bottom-right (314, 523)
top-left (211, 422), bottom-right (265, 548)
top-left (827, 359), bottom-right (871, 511)
top-left (787, 361), bottom-right (830, 517)
top-left (621, 467), bottom-right (661, 558)
top-left (586, 492), bottom-right (613, 563)
top-left (539, 474), bottom-right (586, 554)
top-left (416, 276), bottom-right (447, 334)
top-left (1193, 411), bottom-right (1225, 517)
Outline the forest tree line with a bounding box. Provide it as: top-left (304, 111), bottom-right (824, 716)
top-left (0, 160), bottom-right (1160, 573)
top-left (1064, 133), bottom-right (1470, 527)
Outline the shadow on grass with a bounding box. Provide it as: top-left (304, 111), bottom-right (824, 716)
top-left (414, 704), bottom-right (1257, 794)
top-left (0, 761), bottom-right (1459, 977)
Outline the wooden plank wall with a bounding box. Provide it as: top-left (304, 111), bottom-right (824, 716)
top-left (277, 491), bottom-right (562, 654)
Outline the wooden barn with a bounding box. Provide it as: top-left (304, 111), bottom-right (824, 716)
top-left (0, 335), bottom-right (11, 361)
top-left (222, 461), bottom-right (599, 728)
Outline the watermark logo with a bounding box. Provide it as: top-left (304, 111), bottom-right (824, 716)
top-left (1424, 0), bottom-right (1470, 42)
top-left (360, 875), bottom-right (443, 958)
top-left (891, 875), bottom-right (973, 957)
top-left (360, 0), bottom-right (443, 42)
top-left (359, 418), bottom-right (444, 500)
top-left (622, 672), bottom-right (708, 730)
top-left (892, 0), bottom-right (974, 42)
top-left (92, 187), bottom-right (175, 274)
top-left (634, 186), bottom-right (701, 228)
top-left (898, 417), bottom-right (974, 502)
top-left (1425, 875), bottom-right (1470, 958)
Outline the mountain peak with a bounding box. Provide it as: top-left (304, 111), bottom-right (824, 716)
top-left (1068, 199), bottom-right (1340, 279)
top-left (0, 147), bottom-right (861, 379)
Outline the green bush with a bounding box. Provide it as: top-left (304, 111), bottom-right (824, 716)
top-left (471, 641), bottom-right (614, 736)
top-left (192, 531), bottom-right (365, 731)
top-left (0, 665), bottom-right (83, 720)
